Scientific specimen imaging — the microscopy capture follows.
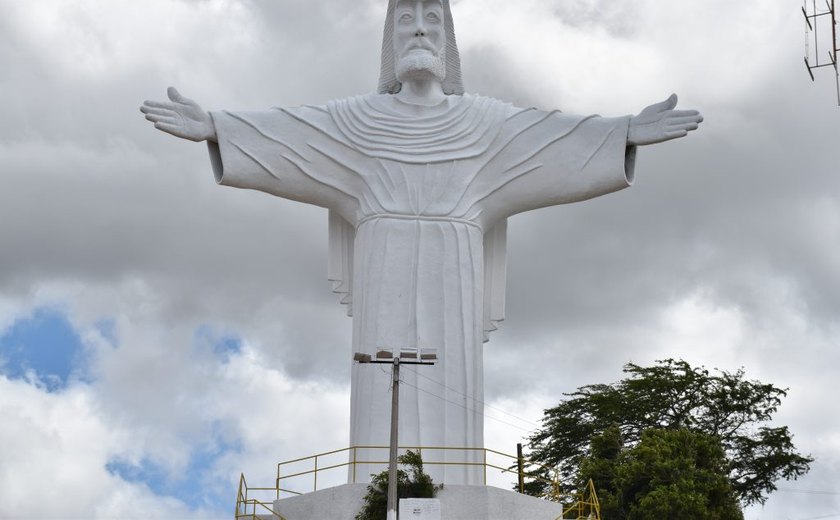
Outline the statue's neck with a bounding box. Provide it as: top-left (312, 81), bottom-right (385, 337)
top-left (396, 78), bottom-right (446, 106)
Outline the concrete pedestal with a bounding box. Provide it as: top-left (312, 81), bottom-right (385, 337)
top-left (272, 483), bottom-right (565, 520)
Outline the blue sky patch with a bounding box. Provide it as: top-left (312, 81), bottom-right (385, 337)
top-left (214, 335), bottom-right (243, 358)
top-left (94, 317), bottom-right (118, 347)
top-left (0, 308), bottom-right (88, 391)
top-left (106, 435), bottom-right (242, 512)
top-left (194, 325), bottom-right (243, 360)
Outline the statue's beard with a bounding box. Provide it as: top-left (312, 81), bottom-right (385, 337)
top-left (395, 49), bottom-right (446, 85)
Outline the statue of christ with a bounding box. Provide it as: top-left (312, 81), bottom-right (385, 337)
top-left (141, 0), bottom-right (702, 485)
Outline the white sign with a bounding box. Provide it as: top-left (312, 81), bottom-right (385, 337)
top-left (399, 498), bottom-right (441, 519)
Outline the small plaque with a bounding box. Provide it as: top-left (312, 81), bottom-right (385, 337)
top-left (398, 498), bottom-right (441, 519)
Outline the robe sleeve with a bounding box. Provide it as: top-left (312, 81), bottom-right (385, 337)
top-left (206, 108), bottom-right (360, 216)
top-left (476, 111), bottom-right (635, 222)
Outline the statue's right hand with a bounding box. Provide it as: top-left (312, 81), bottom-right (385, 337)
top-left (140, 87), bottom-right (216, 142)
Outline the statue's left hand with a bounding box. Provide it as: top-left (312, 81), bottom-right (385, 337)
top-left (628, 94), bottom-right (703, 146)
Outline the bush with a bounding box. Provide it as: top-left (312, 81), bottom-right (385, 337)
top-left (355, 450), bottom-right (442, 520)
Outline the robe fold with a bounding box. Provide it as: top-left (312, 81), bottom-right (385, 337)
top-left (207, 93), bottom-right (635, 484)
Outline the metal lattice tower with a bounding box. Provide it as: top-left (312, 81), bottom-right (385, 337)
top-left (803, 0), bottom-right (840, 105)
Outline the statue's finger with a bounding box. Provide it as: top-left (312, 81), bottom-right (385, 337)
top-left (143, 100), bottom-right (176, 110)
top-left (667, 115), bottom-right (703, 126)
top-left (669, 109), bottom-right (701, 119)
top-left (664, 129), bottom-right (688, 139)
top-left (145, 113), bottom-right (178, 125)
top-left (167, 87), bottom-right (183, 102)
top-left (678, 122), bottom-right (699, 131)
top-left (141, 106), bottom-right (174, 117)
top-left (666, 119), bottom-right (701, 130)
top-left (154, 122), bottom-right (181, 135)
top-left (644, 93), bottom-right (679, 114)
top-left (167, 86), bottom-right (195, 106)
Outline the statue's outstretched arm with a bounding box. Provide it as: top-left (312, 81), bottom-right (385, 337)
top-left (628, 94), bottom-right (703, 146)
top-left (140, 87), bottom-right (217, 143)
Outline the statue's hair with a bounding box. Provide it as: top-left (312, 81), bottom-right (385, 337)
top-left (377, 0), bottom-right (464, 95)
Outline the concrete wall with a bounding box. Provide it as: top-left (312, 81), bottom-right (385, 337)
top-left (273, 483), bottom-right (565, 520)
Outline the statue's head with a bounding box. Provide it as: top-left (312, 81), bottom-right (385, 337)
top-left (378, 0), bottom-right (464, 95)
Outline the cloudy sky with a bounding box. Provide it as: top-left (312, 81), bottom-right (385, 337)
top-left (1, 0), bottom-right (839, 518)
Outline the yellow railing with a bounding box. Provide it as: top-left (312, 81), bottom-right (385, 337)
top-left (234, 473), bottom-right (285, 520)
top-left (235, 445), bottom-right (598, 519)
top-left (275, 445), bottom-right (559, 498)
top-left (560, 479), bottom-right (601, 520)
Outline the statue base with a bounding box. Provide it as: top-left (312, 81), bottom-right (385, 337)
top-left (272, 483), bottom-right (565, 520)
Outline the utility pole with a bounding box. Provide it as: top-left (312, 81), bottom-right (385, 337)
top-left (387, 356), bottom-right (400, 520)
top-left (354, 348), bottom-right (438, 520)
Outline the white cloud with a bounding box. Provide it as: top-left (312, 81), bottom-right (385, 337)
top-left (0, 281), bottom-right (351, 518)
top-left (454, 0), bottom-right (792, 115)
top-left (4, 0), bottom-right (257, 80)
top-left (0, 376), bottom-right (212, 519)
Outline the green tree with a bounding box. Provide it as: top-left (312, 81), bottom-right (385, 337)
top-left (355, 451), bottom-right (442, 520)
top-left (577, 425), bottom-right (624, 518)
top-left (580, 427), bottom-right (743, 519)
top-left (524, 359), bottom-right (812, 507)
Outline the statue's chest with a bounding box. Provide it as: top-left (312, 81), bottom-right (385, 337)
top-left (358, 159), bottom-right (484, 215)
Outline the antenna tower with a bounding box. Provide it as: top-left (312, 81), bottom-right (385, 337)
top-left (803, 0), bottom-right (840, 105)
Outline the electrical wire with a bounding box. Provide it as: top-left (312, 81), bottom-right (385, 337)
top-left (778, 488), bottom-right (840, 496)
top-left (360, 363), bottom-right (538, 435)
top-left (397, 377), bottom-right (535, 433)
top-left (401, 365), bottom-right (542, 430)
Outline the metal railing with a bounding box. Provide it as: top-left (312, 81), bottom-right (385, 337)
top-left (235, 473), bottom-right (285, 520)
top-left (275, 445), bottom-right (559, 498)
top-left (561, 479), bottom-right (601, 520)
top-left (234, 445), bottom-right (599, 520)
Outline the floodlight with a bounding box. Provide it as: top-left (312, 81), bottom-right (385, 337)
top-left (420, 348), bottom-right (438, 361)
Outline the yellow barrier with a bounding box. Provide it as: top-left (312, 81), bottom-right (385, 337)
top-left (235, 473), bottom-right (285, 520)
top-left (275, 445), bottom-right (559, 497)
top-left (235, 446), bottom-right (599, 520)
top-left (560, 479), bottom-right (601, 520)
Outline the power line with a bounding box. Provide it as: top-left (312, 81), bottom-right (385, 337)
top-left (777, 487), bottom-right (840, 520)
top-left (779, 488), bottom-right (840, 496)
top-left (374, 364), bottom-right (537, 432)
top-left (398, 377), bottom-right (534, 433)
top-left (401, 365), bottom-right (542, 430)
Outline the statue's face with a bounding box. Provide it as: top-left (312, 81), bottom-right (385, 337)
top-left (393, 0), bottom-right (447, 84)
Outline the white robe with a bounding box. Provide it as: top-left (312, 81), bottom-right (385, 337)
top-left (207, 93), bottom-right (635, 484)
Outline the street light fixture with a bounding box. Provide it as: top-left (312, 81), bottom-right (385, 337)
top-left (353, 348), bottom-right (438, 520)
